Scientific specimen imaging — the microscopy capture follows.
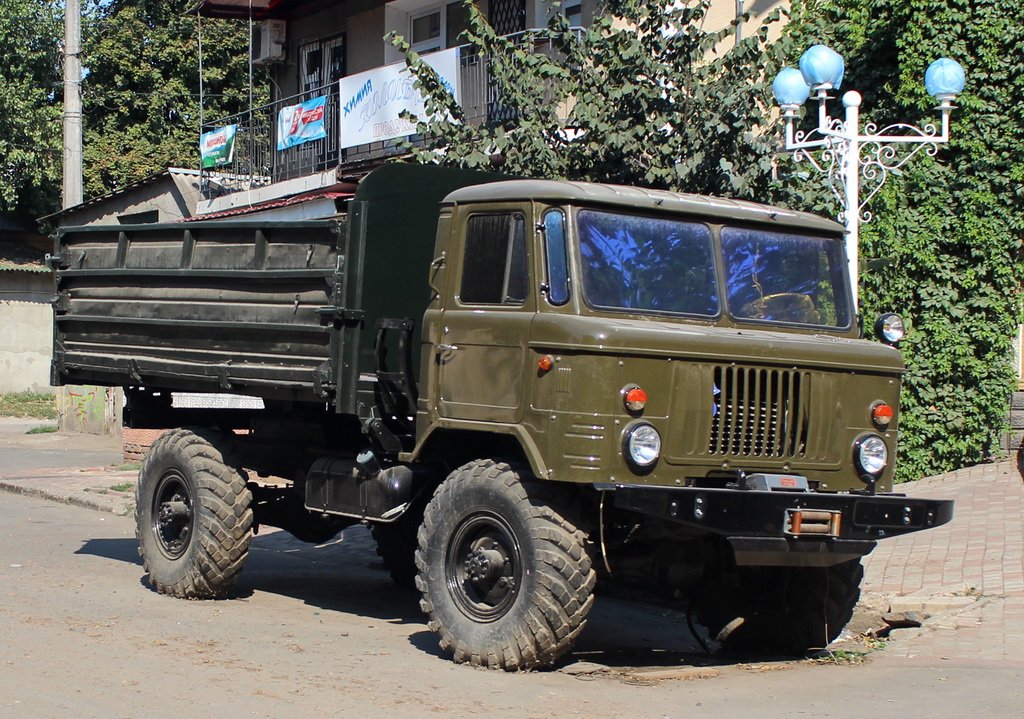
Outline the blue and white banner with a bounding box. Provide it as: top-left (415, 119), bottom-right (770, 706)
top-left (277, 95), bottom-right (328, 151)
top-left (338, 48), bottom-right (461, 150)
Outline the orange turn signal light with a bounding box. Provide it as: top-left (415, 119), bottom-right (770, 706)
top-left (538, 355), bottom-right (555, 372)
top-left (871, 402), bottom-right (894, 428)
top-left (624, 386), bottom-right (648, 412)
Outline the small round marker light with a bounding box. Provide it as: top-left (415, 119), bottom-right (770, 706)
top-left (623, 385), bottom-right (648, 412)
top-left (538, 355), bottom-right (554, 372)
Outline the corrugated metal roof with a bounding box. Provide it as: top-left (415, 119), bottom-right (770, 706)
top-left (0, 240), bottom-right (47, 272)
top-left (0, 216), bottom-right (29, 233)
top-left (182, 191), bottom-right (353, 222)
top-left (39, 168), bottom-right (203, 222)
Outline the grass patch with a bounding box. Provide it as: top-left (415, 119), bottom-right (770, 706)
top-left (109, 482), bottom-right (135, 493)
top-left (0, 392), bottom-right (57, 420)
top-left (116, 462), bottom-right (142, 472)
top-left (26, 424), bottom-right (59, 435)
top-left (804, 648), bottom-right (868, 665)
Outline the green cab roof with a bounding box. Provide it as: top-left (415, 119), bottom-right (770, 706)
top-left (444, 178), bottom-right (845, 234)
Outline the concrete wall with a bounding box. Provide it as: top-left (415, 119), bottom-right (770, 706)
top-left (58, 385), bottom-right (122, 436)
top-left (0, 271), bottom-right (54, 394)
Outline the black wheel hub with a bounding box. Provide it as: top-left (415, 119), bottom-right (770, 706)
top-left (446, 512), bottom-right (522, 622)
top-left (152, 470), bottom-right (194, 559)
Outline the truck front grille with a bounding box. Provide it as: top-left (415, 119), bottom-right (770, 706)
top-left (708, 365), bottom-right (810, 459)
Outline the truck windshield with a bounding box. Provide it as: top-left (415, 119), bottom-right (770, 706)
top-left (578, 210), bottom-right (719, 316)
top-left (721, 227), bottom-right (851, 328)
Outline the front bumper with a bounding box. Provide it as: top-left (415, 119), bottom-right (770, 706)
top-left (609, 484), bottom-right (954, 567)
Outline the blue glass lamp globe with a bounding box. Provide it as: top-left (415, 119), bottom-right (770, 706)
top-left (773, 68), bottom-right (811, 106)
top-left (925, 58), bottom-right (966, 99)
top-left (799, 45), bottom-right (845, 89)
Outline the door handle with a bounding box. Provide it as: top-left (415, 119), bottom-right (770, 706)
top-left (436, 343), bottom-right (460, 352)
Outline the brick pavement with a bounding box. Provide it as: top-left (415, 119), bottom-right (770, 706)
top-left (863, 459), bottom-right (1024, 598)
top-left (862, 459), bottom-right (1024, 665)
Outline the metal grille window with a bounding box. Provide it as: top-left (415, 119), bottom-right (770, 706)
top-left (489, 0), bottom-right (526, 35)
top-left (300, 35), bottom-right (346, 95)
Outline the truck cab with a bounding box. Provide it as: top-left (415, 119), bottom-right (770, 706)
top-left (419, 179), bottom-right (902, 496)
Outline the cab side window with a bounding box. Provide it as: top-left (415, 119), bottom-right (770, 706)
top-left (543, 209), bottom-right (569, 305)
top-left (459, 213), bottom-right (528, 305)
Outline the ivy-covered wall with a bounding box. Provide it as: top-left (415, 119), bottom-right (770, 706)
top-left (398, 0), bottom-right (1024, 482)
top-left (781, 0), bottom-right (1024, 481)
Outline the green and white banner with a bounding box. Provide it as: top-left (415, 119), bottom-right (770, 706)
top-left (200, 124), bottom-right (237, 169)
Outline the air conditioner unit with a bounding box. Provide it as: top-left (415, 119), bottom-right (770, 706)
top-left (253, 19), bottom-right (286, 64)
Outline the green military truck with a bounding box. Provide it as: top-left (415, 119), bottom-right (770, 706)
top-left (50, 163), bottom-right (952, 669)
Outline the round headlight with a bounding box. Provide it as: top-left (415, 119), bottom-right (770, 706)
top-left (875, 313), bottom-right (905, 345)
top-left (624, 423), bottom-right (661, 469)
top-left (855, 435), bottom-right (888, 478)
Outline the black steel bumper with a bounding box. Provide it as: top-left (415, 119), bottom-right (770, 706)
top-left (609, 484), bottom-right (955, 567)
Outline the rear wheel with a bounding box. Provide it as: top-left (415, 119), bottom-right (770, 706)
top-left (135, 427), bottom-right (253, 598)
top-left (371, 497), bottom-right (426, 588)
top-left (696, 560), bottom-right (863, 655)
top-left (415, 460), bottom-right (595, 670)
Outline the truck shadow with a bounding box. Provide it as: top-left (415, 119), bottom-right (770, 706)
top-left (76, 528), bottom-right (797, 670)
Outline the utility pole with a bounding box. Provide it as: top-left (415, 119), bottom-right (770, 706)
top-left (63, 0), bottom-right (83, 209)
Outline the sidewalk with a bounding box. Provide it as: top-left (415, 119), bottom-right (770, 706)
top-left (860, 459), bottom-right (1024, 666)
top-left (1, 418), bottom-right (1022, 663)
top-left (0, 418), bottom-right (133, 515)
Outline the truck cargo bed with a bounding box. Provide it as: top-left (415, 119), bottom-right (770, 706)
top-left (52, 219), bottom-right (346, 402)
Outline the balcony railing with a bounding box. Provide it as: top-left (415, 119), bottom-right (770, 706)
top-left (200, 31), bottom-right (570, 197)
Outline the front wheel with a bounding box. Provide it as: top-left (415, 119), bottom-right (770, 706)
top-left (135, 427), bottom-right (253, 598)
top-left (415, 460), bottom-right (595, 670)
top-left (696, 559), bottom-right (864, 655)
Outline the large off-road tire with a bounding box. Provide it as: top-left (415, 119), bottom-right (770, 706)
top-left (696, 559), bottom-right (864, 655)
top-left (415, 460), bottom-right (596, 670)
top-left (135, 427), bottom-right (253, 598)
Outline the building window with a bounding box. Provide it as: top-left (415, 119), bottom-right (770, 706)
top-left (563, 0), bottom-right (582, 26)
top-left (300, 34), bottom-right (346, 94)
top-left (410, 2), bottom-right (470, 54)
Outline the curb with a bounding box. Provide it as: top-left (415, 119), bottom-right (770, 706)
top-left (0, 479), bottom-right (134, 516)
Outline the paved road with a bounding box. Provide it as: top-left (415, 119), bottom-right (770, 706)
top-left (2, 491), bottom-right (1022, 719)
top-left (2, 419), bottom-right (1023, 716)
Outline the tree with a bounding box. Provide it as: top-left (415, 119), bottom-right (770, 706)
top-left (393, 0), bottom-right (797, 199)
top-left (81, 0), bottom-right (261, 196)
top-left (780, 0), bottom-right (1024, 480)
top-left (0, 0), bottom-right (62, 226)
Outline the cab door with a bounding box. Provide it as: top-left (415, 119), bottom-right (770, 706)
top-left (435, 209), bottom-right (534, 423)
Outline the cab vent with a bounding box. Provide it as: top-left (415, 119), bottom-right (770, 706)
top-left (708, 366), bottom-right (810, 458)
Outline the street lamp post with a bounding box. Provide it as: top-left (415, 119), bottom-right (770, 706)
top-left (771, 46), bottom-right (966, 311)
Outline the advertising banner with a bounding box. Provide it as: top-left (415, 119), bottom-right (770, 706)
top-left (199, 124), bottom-right (236, 169)
top-left (277, 95), bottom-right (328, 151)
top-left (338, 48), bottom-right (461, 150)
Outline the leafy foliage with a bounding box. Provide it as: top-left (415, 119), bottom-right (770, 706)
top-left (0, 0), bottom-right (62, 226)
top-left (399, 0), bottom-right (1024, 481)
top-left (779, 0), bottom-right (1024, 480)
top-left (81, 0), bottom-right (262, 197)
top-left (393, 0), bottom-right (797, 199)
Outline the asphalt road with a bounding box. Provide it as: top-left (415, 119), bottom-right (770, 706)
top-left (2, 491), bottom-right (1021, 719)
